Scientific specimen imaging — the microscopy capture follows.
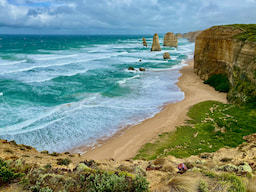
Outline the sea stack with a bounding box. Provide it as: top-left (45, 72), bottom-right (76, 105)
top-left (163, 32), bottom-right (178, 47)
top-left (142, 37), bottom-right (147, 47)
top-left (163, 52), bottom-right (171, 59)
top-left (151, 33), bottom-right (161, 51)
top-left (176, 33), bottom-right (183, 39)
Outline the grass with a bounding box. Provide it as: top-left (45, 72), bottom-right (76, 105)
top-left (224, 24), bottom-right (256, 42)
top-left (135, 101), bottom-right (256, 160)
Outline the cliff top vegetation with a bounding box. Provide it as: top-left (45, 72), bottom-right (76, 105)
top-left (224, 24), bottom-right (256, 42)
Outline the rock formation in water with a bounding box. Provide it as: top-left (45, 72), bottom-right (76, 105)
top-left (194, 25), bottom-right (256, 104)
top-left (151, 33), bottom-right (161, 51)
top-left (163, 52), bottom-right (171, 59)
top-left (163, 32), bottom-right (178, 47)
top-left (142, 37), bottom-right (147, 47)
top-left (175, 33), bottom-right (182, 39)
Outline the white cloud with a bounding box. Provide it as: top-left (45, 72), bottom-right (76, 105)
top-left (0, 0), bottom-right (255, 34)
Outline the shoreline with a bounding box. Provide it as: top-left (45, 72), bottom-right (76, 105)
top-left (81, 58), bottom-right (227, 160)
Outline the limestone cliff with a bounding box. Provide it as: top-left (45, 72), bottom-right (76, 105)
top-left (183, 31), bottom-right (202, 42)
top-left (163, 32), bottom-right (178, 47)
top-left (151, 33), bottom-right (161, 51)
top-left (194, 25), bottom-right (256, 104)
top-left (175, 33), bottom-right (182, 39)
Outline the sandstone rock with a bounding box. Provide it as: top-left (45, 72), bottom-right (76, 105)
top-left (182, 33), bottom-right (188, 39)
top-left (151, 33), bottom-right (161, 51)
top-left (163, 32), bottom-right (178, 47)
top-left (183, 31), bottom-right (202, 42)
top-left (139, 67), bottom-right (145, 71)
top-left (163, 52), bottom-right (171, 59)
top-left (142, 37), bottom-right (147, 47)
top-left (176, 33), bottom-right (183, 39)
top-left (128, 66), bottom-right (135, 70)
top-left (194, 25), bottom-right (256, 104)
top-left (243, 133), bottom-right (256, 142)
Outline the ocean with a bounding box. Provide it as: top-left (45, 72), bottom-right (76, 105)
top-left (0, 35), bottom-right (194, 153)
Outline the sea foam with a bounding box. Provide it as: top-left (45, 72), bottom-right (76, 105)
top-left (0, 35), bottom-right (195, 153)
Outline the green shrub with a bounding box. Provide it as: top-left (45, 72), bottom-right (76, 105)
top-left (226, 24), bottom-right (256, 42)
top-left (204, 74), bottom-right (230, 92)
top-left (39, 187), bottom-right (53, 192)
top-left (85, 171), bottom-right (149, 192)
top-left (4, 148), bottom-right (13, 154)
top-left (0, 159), bottom-right (23, 184)
top-left (218, 173), bottom-right (246, 192)
top-left (198, 180), bottom-right (209, 192)
top-left (49, 152), bottom-right (59, 156)
top-left (57, 158), bottom-right (71, 166)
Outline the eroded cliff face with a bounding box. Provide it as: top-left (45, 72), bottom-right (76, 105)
top-left (194, 25), bottom-right (256, 104)
top-left (151, 33), bottom-right (161, 51)
top-left (175, 33), bottom-right (182, 39)
top-left (183, 31), bottom-right (202, 42)
top-left (163, 32), bottom-right (178, 47)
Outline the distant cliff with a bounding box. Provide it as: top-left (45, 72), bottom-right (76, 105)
top-left (183, 31), bottom-right (202, 42)
top-left (194, 24), bottom-right (256, 105)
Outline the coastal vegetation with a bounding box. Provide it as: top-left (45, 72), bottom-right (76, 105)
top-left (204, 74), bottom-right (230, 93)
top-left (225, 24), bottom-right (256, 42)
top-left (1, 25), bottom-right (256, 191)
top-left (135, 101), bottom-right (256, 160)
top-left (0, 156), bottom-right (149, 192)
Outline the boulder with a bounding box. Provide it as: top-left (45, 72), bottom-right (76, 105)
top-left (163, 52), bottom-right (171, 59)
top-left (139, 67), bottom-right (145, 71)
top-left (142, 37), bottom-right (147, 47)
top-left (128, 66), bottom-right (135, 70)
top-left (163, 32), bottom-right (178, 47)
top-left (151, 33), bottom-right (161, 51)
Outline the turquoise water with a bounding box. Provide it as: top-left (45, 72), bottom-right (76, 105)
top-left (0, 35), bottom-right (194, 153)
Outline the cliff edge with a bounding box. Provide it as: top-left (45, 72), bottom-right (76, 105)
top-left (194, 24), bottom-right (256, 105)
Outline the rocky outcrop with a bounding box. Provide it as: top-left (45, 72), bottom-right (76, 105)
top-left (175, 33), bottom-right (182, 39)
top-left (151, 33), bottom-right (161, 51)
top-left (194, 25), bottom-right (256, 104)
top-left (163, 32), bottom-right (178, 47)
top-left (183, 31), bottom-right (202, 42)
top-left (142, 37), bottom-right (147, 47)
top-left (163, 52), bottom-right (171, 59)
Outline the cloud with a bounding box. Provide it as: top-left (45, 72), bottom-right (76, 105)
top-left (0, 0), bottom-right (256, 34)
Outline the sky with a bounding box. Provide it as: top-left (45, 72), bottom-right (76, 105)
top-left (0, 0), bottom-right (255, 35)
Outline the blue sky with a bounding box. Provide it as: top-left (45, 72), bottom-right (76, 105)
top-left (0, 0), bottom-right (256, 34)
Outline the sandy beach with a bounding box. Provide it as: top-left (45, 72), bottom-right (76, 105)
top-left (82, 59), bottom-right (227, 160)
